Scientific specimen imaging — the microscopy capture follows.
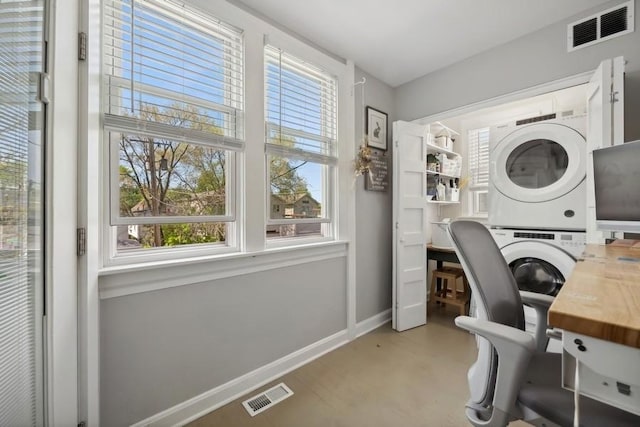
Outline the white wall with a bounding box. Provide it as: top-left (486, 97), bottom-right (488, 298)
top-left (395, 0), bottom-right (640, 142)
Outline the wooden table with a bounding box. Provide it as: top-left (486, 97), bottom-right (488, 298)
top-left (548, 242), bottom-right (640, 415)
top-left (426, 244), bottom-right (459, 266)
top-left (548, 242), bottom-right (640, 348)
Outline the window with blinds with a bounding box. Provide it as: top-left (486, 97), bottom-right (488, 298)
top-left (102, 0), bottom-right (243, 251)
top-left (103, 0), bottom-right (244, 144)
top-left (467, 127), bottom-right (490, 215)
top-left (0, 1), bottom-right (45, 425)
top-left (264, 45), bottom-right (337, 239)
top-left (264, 45), bottom-right (338, 162)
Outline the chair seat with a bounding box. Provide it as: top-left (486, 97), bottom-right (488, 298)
top-left (518, 353), bottom-right (640, 427)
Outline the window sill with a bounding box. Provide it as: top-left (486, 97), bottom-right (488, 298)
top-left (98, 240), bottom-right (348, 299)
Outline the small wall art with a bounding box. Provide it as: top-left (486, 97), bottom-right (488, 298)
top-left (366, 106), bottom-right (387, 151)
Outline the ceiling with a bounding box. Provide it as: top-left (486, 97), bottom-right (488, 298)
top-left (231, 0), bottom-right (613, 87)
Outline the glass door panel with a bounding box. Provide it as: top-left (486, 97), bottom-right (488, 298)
top-left (0, 1), bottom-right (46, 425)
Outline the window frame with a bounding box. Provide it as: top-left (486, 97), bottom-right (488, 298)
top-left (106, 128), bottom-right (237, 226)
top-left (467, 126), bottom-right (490, 217)
top-left (101, 0), bottom-right (245, 263)
top-left (97, 1), bottom-right (352, 268)
top-left (263, 44), bottom-right (339, 244)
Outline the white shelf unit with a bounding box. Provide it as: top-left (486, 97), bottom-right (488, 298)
top-left (425, 122), bottom-right (462, 203)
top-left (426, 141), bottom-right (461, 159)
top-left (427, 200), bottom-right (460, 205)
top-left (426, 169), bottom-right (459, 179)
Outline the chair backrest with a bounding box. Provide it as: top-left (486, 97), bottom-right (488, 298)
top-left (448, 220), bottom-right (524, 328)
top-left (447, 220), bottom-right (525, 411)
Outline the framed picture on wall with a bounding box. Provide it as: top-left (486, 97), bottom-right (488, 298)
top-left (366, 106), bottom-right (388, 151)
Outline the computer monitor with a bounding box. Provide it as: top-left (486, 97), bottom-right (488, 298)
top-left (593, 140), bottom-right (640, 232)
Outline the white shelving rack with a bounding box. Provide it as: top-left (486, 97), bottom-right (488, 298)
top-left (425, 122), bottom-right (462, 205)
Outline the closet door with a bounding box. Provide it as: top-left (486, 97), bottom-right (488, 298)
top-left (0, 1), bottom-right (46, 425)
top-left (392, 121), bottom-right (428, 331)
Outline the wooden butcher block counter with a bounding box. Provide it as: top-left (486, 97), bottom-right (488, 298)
top-left (548, 241), bottom-right (640, 349)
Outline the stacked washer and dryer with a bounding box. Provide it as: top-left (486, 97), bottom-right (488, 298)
top-left (487, 111), bottom-right (587, 342)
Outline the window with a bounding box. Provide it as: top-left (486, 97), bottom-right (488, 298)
top-left (467, 127), bottom-right (490, 216)
top-left (264, 45), bottom-right (338, 240)
top-left (102, 0), bottom-right (243, 252)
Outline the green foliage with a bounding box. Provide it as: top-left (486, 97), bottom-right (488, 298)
top-left (160, 223), bottom-right (225, 246)
top-left (118, 103), bottom-right (228, 247)
top-left (268, 133), bottom-right (309, 197)
top-left (119, 165), bottom-right (143, 216)
top-left (118, 105), bottom-right (311, 248)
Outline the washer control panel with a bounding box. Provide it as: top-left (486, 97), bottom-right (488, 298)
top-left (558, 233), bottom-right (587, 253)
top-left (492, 228), bottom-right (586, 258)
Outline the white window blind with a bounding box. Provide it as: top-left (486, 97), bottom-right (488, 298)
top-left (0, 1), bottom-right (44, 425)
top-left (103, 0), bottom-right (244, 150)
top-left (102, 0), bottom-right (243, 251)
top-left (264, 45), bottom-right (338, 165)
top-left (468, 127), bottom-right (490, 187)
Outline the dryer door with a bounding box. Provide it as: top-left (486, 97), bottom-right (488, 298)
top-left (491, 123), bottom-right (586, 203)
top-left (499, 241), bottom-right (575, 296)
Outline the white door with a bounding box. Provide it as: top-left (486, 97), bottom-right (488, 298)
top-left (392, 121), bottom-right (428, 332)
top-left (0, 2), bottom-right (47, 425)
top-left (586, 57), bottom-right (625, 243)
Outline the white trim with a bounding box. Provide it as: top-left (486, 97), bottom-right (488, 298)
top-left (263, 30), bottom-right (346, 77)
top-left (414, 71), bottom-right (593, 125)
top-left (130, 329), bottom-right (350, 427)
top-left (99, 241), bottom-right (348, 298)
top-left (129, 309), bottom-right (389, 427)
top-left (355, 309), bottom-right (392, 338)
top-left (343, 61), bottom-right (357, 340)
top-left (48, 0), bottom-right (79, 424)
top-left (77, 0), bottom-right (103, 424)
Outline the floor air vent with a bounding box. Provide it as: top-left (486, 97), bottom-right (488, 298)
top-left (242, 383), bottom-right (294, 416)
top-left (567, 1), bottom-right (633, 51)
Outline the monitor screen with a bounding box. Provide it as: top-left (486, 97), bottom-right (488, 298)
top-left (593, 140), bottom-right (640, 232)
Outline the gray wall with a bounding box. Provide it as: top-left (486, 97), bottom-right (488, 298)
top-left (354, 68), bottom-right (396, 322)
top-left (395, 0), bottom-right (640, 142)
top-left (100, 257), bottom-right (347, 427)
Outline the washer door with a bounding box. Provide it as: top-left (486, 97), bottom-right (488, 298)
top-left (499, 241), bottom-right (576, 296)
top-left (509, 258), bottom-right (564, 296)
top-left (491, 123), bottom-right (586, 203)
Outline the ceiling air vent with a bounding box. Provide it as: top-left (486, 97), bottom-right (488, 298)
top-left (567, 1), bottom-right (634, 51)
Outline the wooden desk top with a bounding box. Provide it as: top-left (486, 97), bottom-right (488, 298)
top-left (548, 243), bottom-right (640, 348)
top-left (426, 244), bottom-right (455, 253)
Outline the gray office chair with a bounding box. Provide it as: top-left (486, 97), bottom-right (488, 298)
top-left (447, 220), bottom-right (640, 427)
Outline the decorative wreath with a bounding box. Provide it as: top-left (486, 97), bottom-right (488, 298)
top-left (354, 143), bottom-right (372, 176)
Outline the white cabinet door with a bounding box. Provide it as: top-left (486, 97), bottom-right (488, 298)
top-left (392, 121), bottom-right (428, 331)
top-left (586, 56), bottom-right (625, 244)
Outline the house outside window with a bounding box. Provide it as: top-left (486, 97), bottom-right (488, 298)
top-left (264, 45), bottom-right (337, 240)
top-left (102, 0), bottom-right (243, 254)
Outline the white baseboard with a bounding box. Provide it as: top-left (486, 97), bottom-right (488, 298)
top-left (355, 309), bottom-right (391, 338)
top-left (131, 309), bottom-right (391, 427)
